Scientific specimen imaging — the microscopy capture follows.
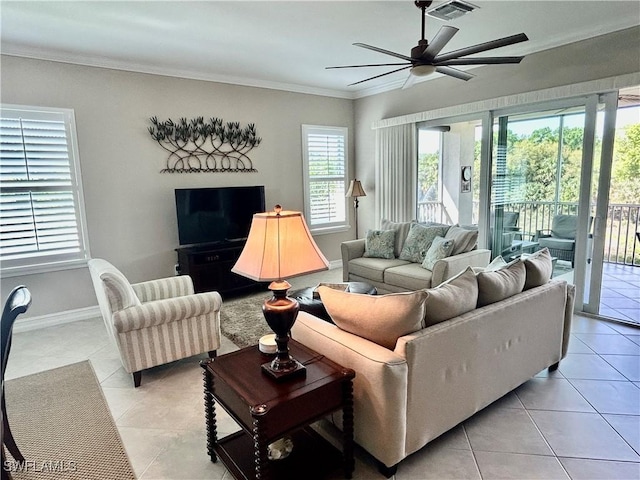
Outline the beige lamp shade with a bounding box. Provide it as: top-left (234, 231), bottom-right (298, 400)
top-left (346, 179), bottom-right (366, 198)
top-left (232, 208), bottom-right (329, 282)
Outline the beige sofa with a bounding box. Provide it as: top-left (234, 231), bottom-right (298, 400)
top-left (292, 268), bottom-right (574, 476)
top-left (342, 237), bottom-right (491, 292)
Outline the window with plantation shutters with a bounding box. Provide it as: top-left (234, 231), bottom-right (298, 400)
top-left (1, 105), bottom-right (90, 276)
top-left (301, 125), bottom-right (348, 232)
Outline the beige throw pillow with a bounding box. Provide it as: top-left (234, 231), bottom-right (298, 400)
top-left (318, 286), bottom-right (428, 350)
top-left (380, 219), bottom-right (413, 258)
top-left (476, 259), bottom-right (526, 307)
top-left (423, 266), bottom-right (478, 327)
top-left (523, 248), bottom-right (553, 290)
top-left (444, 226), bottom-right (479, 255)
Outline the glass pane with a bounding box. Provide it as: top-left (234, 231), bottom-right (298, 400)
top-left (490, 108), bottom-right (586, 280)
top-left (417, 130), bottom-right (440, 222)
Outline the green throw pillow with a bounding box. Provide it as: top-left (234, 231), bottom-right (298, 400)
top-left (421, 236), bottom-right (454, 270)
top-left (363, 229), bottom-right (395, 259)
top-left (399, 223), bottom-right (450, 263)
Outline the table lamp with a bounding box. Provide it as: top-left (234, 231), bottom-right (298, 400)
top-left (346, 179), bottom-right (366, 238)
top-left (232, 205), bottom-right (329, 381)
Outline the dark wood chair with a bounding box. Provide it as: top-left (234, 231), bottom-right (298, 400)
top-left (1, 285), bottom-right (32, 471)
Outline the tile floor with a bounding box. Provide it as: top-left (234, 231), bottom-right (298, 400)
top-left (600, 263), bottom-right (640, 324)
top-left (5, 270), bottom-right (640, 479)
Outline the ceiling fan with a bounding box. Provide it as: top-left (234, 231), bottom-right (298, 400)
top-left (327, 0), bottom-right (529, 89)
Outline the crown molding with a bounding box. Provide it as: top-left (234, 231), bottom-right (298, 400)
top-left (1, 44), bottom-right (357, 100)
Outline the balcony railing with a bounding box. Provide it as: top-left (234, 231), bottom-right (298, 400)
top-left (418, 200), bottom-right (640, 266)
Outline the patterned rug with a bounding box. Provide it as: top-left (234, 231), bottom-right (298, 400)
top-left (3, 361), bottom-right (136, 480)
top-left (220, 291), bottom-right (272, 348)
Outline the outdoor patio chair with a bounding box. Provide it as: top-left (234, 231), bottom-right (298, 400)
top-left (536, 214), bottom-right (578, 267)
top-left (88, 259), bottom-right (222, 387)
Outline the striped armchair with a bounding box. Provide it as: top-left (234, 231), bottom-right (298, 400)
top-left (88, 258), bottom-right (222, 387)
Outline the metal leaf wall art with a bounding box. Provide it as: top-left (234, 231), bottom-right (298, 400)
top-left (148, 116), bottom-right (262, 173)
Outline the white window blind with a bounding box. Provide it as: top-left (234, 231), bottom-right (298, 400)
top-left (1, 105), bottom-right (89, 275)
top-left (302, 125), bottom-right (348, 232)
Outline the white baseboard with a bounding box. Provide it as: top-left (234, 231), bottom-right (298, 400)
top-left (13, 305), bottom-right (101, 333)
top-left (329, 259), bottom-right (342, 270)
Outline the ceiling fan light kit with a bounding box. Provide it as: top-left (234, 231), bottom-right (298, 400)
top-left (327, 0), bottom-right (528, 88)
top-left (411, 65), bottom-right (437, 77)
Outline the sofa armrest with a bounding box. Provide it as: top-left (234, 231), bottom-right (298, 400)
top-left (341, 239), bottom-right (366, 282)
top-left (431, 249), bottom-right (491, 287)
top-left (113, 290), bottom-right (222, 333)
top-left (291, 312), bottom-right (409, 468)
top-left (132, 275), bottom-right (195, 302)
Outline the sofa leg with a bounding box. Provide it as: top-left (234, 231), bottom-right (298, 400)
top-left (133, 371), bottom-right (142, 388)
top-left (549, 362), bottom-right (560, 371)
top-left (208, 350), bottom-right (217, 359)
top-left (377, 461), bottom-right (398, 478)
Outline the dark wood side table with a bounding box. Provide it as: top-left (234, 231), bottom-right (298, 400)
top-left (201, 340), bottom-right (355, 480)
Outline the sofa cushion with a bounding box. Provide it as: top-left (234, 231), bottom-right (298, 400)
top-left (423, 266), bottom-right (478, 327)
top-left (318, 286), bottom-right (428, 350)
top-left (444, 225), bottom-right (478, 255)
top-left (421, 236), bottom-right (454, 271)
top-left (363, 229), bottom-right (396, 259)
top-left (349, 257), bottom-right (409, 283)
top-left (399, 223), bottom-right (450, 263)
top-left (100, 271), bottom-right (141, 312)
top-left (381, 219), bottom-right (412, 257)
top-left (523, 248), bottom-right (553, 290)
top-left (476, 259), bottom-right (526, 307)
top-left (384, 262), bottom-right (434, 290)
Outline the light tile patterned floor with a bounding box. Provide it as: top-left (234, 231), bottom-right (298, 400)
top-left (5, 270), bottom-right (640, 479)
top-left (600, 263), bottom-right (640, 324)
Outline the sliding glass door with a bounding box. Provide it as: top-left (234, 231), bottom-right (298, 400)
top-left (489, 94), bottom-right (622, 318)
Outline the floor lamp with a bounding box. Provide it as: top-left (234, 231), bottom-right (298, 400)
top-left (346, 179), bottom-right (366, 238)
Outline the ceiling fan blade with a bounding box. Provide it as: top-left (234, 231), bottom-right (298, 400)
top-left (353, 43), bottom-right (414, 62)
top-left (348, 66), bottom-right (412, 86)
top-left (326, 62), bottom-right (411, 69)
top-left (402, 72), bottom-right (417, 90)
top-left (435, 56), bottom-right (525, 66)
top-left (421, 26), bottom-right (459, 60)
top-left (433, 33), bottom-right (529, 63)
top-left (435, 66), bottom-right (474, 81)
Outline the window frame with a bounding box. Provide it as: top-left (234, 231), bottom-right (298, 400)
top-left (0, 104), bottom-right (91, 277)
top-left (301, 124), bottom-right (349, 234)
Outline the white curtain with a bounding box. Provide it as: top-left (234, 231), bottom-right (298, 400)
top-left (375, 123), bottom-right (417, 224)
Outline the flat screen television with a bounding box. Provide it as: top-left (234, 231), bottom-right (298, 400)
top-left (175, 186), bottom-right (265, 247)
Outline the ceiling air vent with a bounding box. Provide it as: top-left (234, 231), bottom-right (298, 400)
top-left (426, 0), bottom-right (477, 21)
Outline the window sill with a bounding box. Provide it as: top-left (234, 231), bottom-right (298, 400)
top-left (1, 258), bottom-right (89, 277)
top-left (310, 225), bottom-right (350, 236)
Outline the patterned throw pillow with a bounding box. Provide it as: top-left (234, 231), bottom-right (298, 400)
top-left (363, 229), bottom-right (396, 259)
top-left (421, 236), bottom-right (454, 270)
top-left (399, 223), bottom-right (450, 263)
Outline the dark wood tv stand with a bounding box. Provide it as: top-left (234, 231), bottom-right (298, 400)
top-left (176, 242), bottom-right (260, 296)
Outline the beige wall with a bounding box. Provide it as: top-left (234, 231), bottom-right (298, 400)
top-left (0, 56), bottom-right (355, 317)
top-left (354, 26), bottom-right (640, 236)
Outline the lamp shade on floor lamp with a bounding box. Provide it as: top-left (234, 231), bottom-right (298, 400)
top-left (346, 179), bottom-right (366, 238)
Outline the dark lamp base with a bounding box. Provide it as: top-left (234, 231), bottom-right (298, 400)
top-left (261, 358), bottom-right (306, 381)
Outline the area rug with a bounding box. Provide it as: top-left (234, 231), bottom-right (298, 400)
top-left (220, 291), bottom-right (272, 348)
top-left (3, 361), bottom-right (136, 480)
